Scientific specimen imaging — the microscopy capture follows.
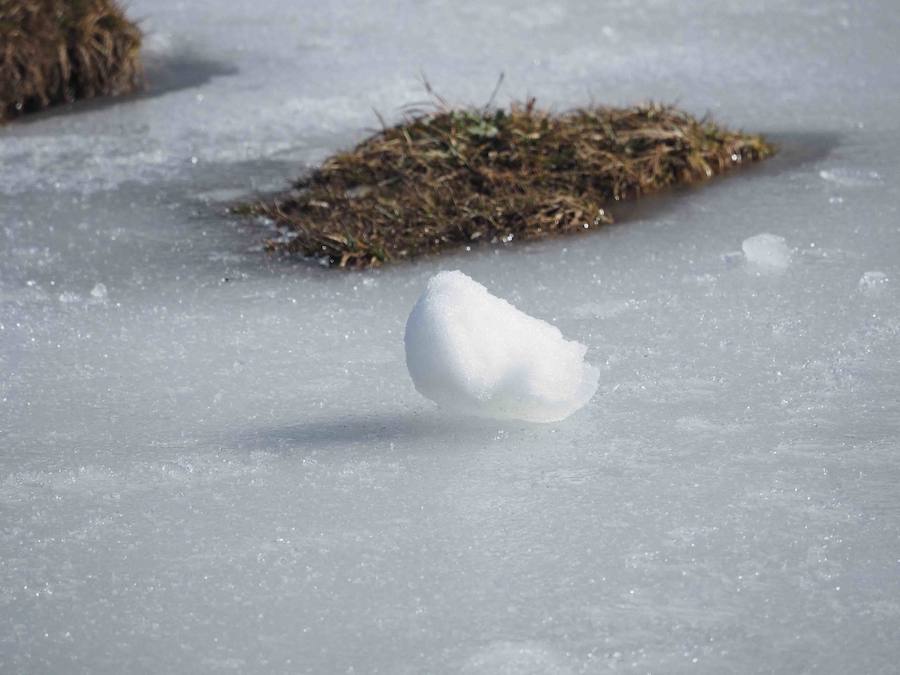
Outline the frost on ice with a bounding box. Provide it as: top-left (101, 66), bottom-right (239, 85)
top-left (818, 168), bottom-right (883, 187)
top-left (858, 270), bottom-right (889, 295)
top-left (90, 283), bottom-right (108, 301)
top-left (404, 271), bottom-right (599, 423)
top-left (742, 233), bottom-right (792, 269)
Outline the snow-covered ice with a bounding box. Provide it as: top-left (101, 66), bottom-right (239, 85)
top-left (742, 232), bottom-right (793, 269)
top-left (2, 0), bottom-right (900, 672)
top-left (405, 271), bottom-right (599, 422)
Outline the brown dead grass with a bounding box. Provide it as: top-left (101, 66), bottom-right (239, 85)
top-left (239, 99), bottom-right (774, 269)
top-left (0, 0), bottom-right (142, 122)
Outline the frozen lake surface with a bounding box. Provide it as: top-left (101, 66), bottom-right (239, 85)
top-left (2, 0), bottom-right (899, 672)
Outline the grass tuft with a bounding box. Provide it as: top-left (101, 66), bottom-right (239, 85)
top-left (0, 0), bottom-right (142, 122)
top-left (241, 100), bottom-right (775, 269)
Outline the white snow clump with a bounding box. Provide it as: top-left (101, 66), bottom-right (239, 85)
top-left (742, 233), bottom-right (792, 269)
top-left (404, 271), bottom-right (599, 423)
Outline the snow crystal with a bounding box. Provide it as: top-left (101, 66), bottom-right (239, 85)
top-left (404, 271), bottom-right (599, 423)
top-left (742, 233), bottom-right (792, 269)
top-left (858, 270), bottom-right (889, 295)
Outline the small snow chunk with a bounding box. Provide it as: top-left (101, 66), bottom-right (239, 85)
top-left (742, 233), bottom-right (792, 269)
top-left (404, 271), bottom-right (599, 423)
top-left (858, 270), bottom-right (889, 295)
top-left (90, 283), bottom-right (108, 301)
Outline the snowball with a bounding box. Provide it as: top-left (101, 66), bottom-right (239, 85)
top-left (742, 233), bottom-right (792, 269)
top-left (858, 270), bottom-right (889, 295)
top-left (404, 271), bottom-right (599, 423)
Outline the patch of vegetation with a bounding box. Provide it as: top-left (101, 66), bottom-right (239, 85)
top-left (241, 99), bottom-right (774, 268)
top-left (0, 0), bottom-right (142, 122)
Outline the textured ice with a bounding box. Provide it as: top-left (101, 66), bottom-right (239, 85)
top-left (2, 0), bottom-right (900, 672)
top-left (460, 641), bottom-right (574, 674)
top-left (819, 167), bottom-right (883, 187)
top-left (742, 232), bottom-right (792, 269)
top-left (858, 270), bottom-right (889, 295)
top-left (405, 271), bottom-right (599, 422)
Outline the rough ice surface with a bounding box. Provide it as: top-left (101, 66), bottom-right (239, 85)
top-left (405, 271), bottom-right (599, 423)
top-left (741, 232), bottom-right (793, 269)
top-left (2, 0), bottom-right (900, 673)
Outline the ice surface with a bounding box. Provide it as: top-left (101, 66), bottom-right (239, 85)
top-left (459, 641), bottom-right (575, 674)
top-left (819, 168), bottom-right (883, 187)
top-left (858, 270), bottom-right (889, 295)
top-left (2, 0), bottom-right (900, 672)
top-left (741, 232), bottom-right (793, 269)
top-left (404, 271), bottom-right (599, 422)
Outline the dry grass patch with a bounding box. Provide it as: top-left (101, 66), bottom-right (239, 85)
top-left (239, 100), bottom-right (774, 268)
top-left (0, 0), bottom-right (142, 122)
